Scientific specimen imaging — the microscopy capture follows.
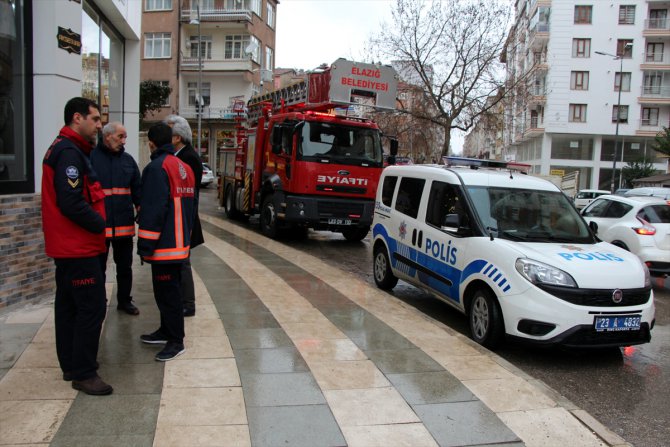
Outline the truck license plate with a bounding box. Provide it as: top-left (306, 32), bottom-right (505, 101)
top-left (594, 315), bottom-right (641, 332)
top-left (328, 218), bottom-right (352, 225)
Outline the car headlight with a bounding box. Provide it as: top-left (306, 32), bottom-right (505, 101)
top-left (515, 258), bottom-right (577, 287)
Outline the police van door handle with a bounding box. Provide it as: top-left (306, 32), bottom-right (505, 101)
top-left (412, 228), bottom-right (417, 245)
top-left (418, 230), bottom-right (423, 248)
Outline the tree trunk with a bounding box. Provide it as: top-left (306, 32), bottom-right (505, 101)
top-left (440, 124), bottom-right (452, 161)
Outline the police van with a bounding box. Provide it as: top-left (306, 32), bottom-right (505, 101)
top-left (372, 158), bottom-right (655, 348)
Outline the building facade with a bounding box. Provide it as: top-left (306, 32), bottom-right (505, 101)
top-left (503, 0), bottom-right (667, 190)
top-left (0, 0), bottom-right (141, 307)
top-left (140, 0), bottom-right (277, 171)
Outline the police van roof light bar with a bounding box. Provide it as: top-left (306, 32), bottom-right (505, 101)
top-left (443, 156), bottom-right (508, 170)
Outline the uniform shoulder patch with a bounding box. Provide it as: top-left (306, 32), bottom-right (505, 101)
top-left (66, 166), bottom-right (79, 179)
top-left (178, 162), bottom-right (187, 180)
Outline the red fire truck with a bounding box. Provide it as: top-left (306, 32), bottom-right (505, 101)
top-left (218, 58), bottom-right (398, 241)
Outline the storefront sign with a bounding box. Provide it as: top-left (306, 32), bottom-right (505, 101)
top-left (57, 27), bottom-right (81, 54)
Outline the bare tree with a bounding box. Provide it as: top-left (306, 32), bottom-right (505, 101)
top-left (369, 0), bottom-right (514, 157)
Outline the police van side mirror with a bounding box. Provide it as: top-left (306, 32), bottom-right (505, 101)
top-left (442, 213), bottom-right (461, 231)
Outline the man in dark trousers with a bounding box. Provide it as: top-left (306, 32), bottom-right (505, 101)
top-left (165, 115), bottom-right (204, 317)
top-left (41, 96), bottom-right (113, 395)
top-left (91, 121), bottom-right (142, 315)
top-left (137, 123), bottom-right (196, 361)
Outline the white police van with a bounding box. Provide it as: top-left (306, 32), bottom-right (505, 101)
top-left (372, 158), bottom-right (655, 348)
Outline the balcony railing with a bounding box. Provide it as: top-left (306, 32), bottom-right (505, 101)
top-left (645, 17), bottom-right (669, 30)
top-left (180, 7), bottom-right (252, 23)
top-left (644, 52), bottom-right (665, 63)
top-left (180, 55), bottom-right (251, 72)
top-left (641, 85), bottom-right (670, 98)
top-left (180, 106), bottom-right (247, 120)
top-left (639, 118), bottom-right (661, 128)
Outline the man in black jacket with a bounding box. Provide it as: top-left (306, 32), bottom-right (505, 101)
top-left (165, 115), bottom-right (204, 317)
top-left (91, 122), bottom-right (142, 315)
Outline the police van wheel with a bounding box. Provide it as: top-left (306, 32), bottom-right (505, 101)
top-left (260, 195), bottom-right (279, 238)
top-left (373, 246), bottom-right (398, 290)
top-left (469, 288), bottom-right (504, 349)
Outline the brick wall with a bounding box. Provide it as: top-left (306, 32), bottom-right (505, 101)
top-left (0, 194), bottom-right (54, 308)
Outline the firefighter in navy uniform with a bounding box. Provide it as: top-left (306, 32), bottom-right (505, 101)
top-left (137, 123), bottom-right (196, 361)
top-left (90, 121), bottom-right (142, 315)
top-left (41, 97), bottom-right (113, 396)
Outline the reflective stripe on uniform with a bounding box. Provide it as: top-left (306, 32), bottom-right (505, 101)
top-left (143, 246), bottom-right (190, 261)
top-left (102, 187), bottom-right (132, 196)
top-left (105, 225), bottom-right (136, 238)
top-left (174, 197), bottom-right (184, 248)
top-left (138, 229), bottom-right (161, 240)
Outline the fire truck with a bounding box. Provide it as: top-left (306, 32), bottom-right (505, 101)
top-left (218, 58), bottom-right (399, 241)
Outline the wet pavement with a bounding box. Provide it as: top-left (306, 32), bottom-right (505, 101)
top-left (0, 211), bottom-right (632, 446)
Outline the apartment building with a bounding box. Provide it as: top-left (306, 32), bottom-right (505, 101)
top-left (141, 0), bottom-right (277, 170)
top-left (503, 0), bottom-right (668, 190)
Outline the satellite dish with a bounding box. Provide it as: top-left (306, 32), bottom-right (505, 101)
top-left (244, 41), bottom-right (258, 55)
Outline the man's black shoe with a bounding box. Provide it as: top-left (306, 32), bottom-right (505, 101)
top-left (155, 342), bottom-right (185, 362)
top-left (183, 308), bottom-right (195, 317)
top-left (140, 330), bottom-right (168, 344)
top-left (72, 375), bottom-right (113, 395)
top-left (117, 301), bottom-right (140, 315)
top-left (63, 361), bottom-right (99, 381)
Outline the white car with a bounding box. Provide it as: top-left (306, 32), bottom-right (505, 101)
top-left (201, 163), bottom-right (214, 188)
top-left (574, 189), bottom-right (610, 210)
top-left (372, 158), bottom-right (655, 349)
top-left (581, 195), bottom-right (670, 277)
top-left (624, 187), bottom-right (670, 203)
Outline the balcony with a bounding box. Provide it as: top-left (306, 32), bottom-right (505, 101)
top-left (180, 106), bottom-right (247, 121)
top-left (180, 55), bottom-right (252, 72)
top-left (636, 117), bottom-right (664, 136)
top-left (528, 86), bottom-right (547, 105)
top-left (528, 23), bottom-right (549, 49)
top-left (639, 85), bottom-right (670, 103)
top-left (643, 17), bottom-right (670, 37)
top-left (641, 52), bottom-right (670, 71)
top-left (180, 3), bottom-right (252, 24)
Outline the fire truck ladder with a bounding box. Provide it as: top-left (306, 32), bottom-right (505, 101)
top-left (247, 81), bottom-right (308, 123)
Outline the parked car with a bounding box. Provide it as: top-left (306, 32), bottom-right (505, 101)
top-left (624, 187), bottom-right (670, 204)
top-left (582, 195), bottom-right (670, 276)
top-left (614, 188), bottom-right (630, 196)
top-left (201, 163), bottom-right (214, 188)
top-left (574, 189), bottom-right (610, 210)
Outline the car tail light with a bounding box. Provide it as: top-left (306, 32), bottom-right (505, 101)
top-left (633, 217), bottom-right (656, 235)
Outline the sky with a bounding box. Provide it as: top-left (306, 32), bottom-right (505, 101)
top-left (274, 0), bottom-right (464, 153)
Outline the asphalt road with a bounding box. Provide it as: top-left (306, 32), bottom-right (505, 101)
top-left (200, 187), bottom-right (669, 447)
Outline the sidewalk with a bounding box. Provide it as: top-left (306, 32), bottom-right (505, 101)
top-left (0, 213), bottom-right (630, 447)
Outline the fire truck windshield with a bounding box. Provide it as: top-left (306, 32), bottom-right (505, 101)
top-left (297, 121), bottom-right (383, 167)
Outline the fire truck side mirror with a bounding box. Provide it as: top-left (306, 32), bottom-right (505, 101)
top-left (390, 139), bottom-right (398, 156)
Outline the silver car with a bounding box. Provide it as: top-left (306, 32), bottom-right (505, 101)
top-left (201, 163), bottom-right (214, 188)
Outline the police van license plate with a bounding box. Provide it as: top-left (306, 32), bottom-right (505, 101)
top-left (328, 218), bottom-right (352, 225)
top-left (594, 315), bottom-right (641, 332)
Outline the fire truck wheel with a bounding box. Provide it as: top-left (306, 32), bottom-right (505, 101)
top-left (342, 226), bottom-right (370, 242)
top-left (260, 195), bottom-right (279, 238)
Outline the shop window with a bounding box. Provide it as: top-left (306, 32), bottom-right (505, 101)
top-left (0, 0), bottom-right (31, 191)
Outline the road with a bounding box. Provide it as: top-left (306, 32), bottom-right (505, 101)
top-left (200, 187), bottom-right (669, 447)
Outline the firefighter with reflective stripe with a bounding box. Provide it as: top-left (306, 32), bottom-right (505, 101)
top-left (137, 123), bottom-right (196, 361)
top-left (90, 122), bottom-right (142, 315)
top-left (41, 97), bottom-right (113, 396)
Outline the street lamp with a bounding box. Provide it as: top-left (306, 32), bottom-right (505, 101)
top-left (189, 0), bottom-right (202, 157)
top-left (595, 42), bottom-right (632, 193)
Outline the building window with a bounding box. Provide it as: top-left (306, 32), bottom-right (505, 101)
top-left (646, 42), bottom-right (664, 62)
top-left (265, 46), bottom-right (273, 72)
top-left (267, 2), bottom-right (275, 28)
top-left (641, 107), bottom-right (659, 126)
top-left (616, 39), bottom-right (633, 58)
top-left (145, 0), bottom-right (172, 11)
top-left (225, 35), bottom-right (259, 62)
top-left (189, 35), bottom-right (212, 59)
top-left (569, 104), bottom-right (587, 122)
top-left (0, 0), bottom-right (30, 191)
top-left (614, 72), bottom-right (631, 92)
top-left (144, 32), bottom-right (171, 58)
top-left (570, 71), bottom-right (589, 90)
top-left (649, 9), bottom-right (667, 30)
top-left (644, 74), bottom-right (663, 95)
top-left (82, 1), bottom-right (125, 127)
top-left (188, 81), bottom-right (211, 107)
top-left (612, 105), bottom-right (629, 123)
top-left (574, 5), bottom-right (592, 24)
top-left (572, 38), bottom-right (591, 58)
top-left (619, 5), bottom-right (635, 24)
